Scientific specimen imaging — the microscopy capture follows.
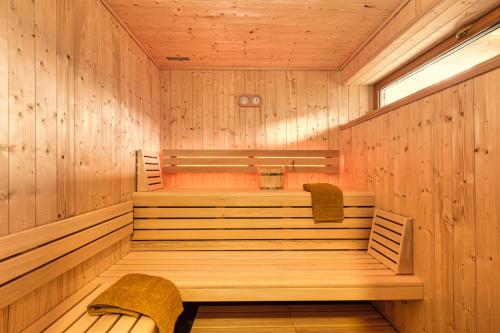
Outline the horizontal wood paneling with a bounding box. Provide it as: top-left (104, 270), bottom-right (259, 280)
top-left (0, 0), bottom-right (158, 331)
top-left (340, 67), bottom-right (500, 332)
top-left (160, 69), bottom-right (371, 188)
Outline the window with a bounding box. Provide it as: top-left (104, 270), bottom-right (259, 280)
top-left (377, 22), bottom-right (500, 108)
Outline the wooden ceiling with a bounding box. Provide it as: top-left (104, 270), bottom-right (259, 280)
top-left (105, 0), bottom-right (404, 69)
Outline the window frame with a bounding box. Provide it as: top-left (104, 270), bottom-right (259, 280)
top-left (373, 8), bottom-right (500, 109)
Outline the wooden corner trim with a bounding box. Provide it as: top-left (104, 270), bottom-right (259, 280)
top-left (100, 0), bottom-right (159, 69)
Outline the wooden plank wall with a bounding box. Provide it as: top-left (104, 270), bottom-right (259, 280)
top-left (0, 0), bottom-right (159, 331)
top-left (340, 67), bottom-right (500, 332)
top-left (160, 70), bottom-right (371, 188)
top-left (341, 0), bottom-right (498, 84)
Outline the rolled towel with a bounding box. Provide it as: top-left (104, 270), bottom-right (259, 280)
top-left (303, 183), bottom-right (344, 223)
top-left (88, 274), bottom-right (183, 333)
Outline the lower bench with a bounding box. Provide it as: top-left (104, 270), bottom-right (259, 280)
top-left (22, 280), bottom-right (157, 333)
top-left (98, 250), bottom-right (424, 302)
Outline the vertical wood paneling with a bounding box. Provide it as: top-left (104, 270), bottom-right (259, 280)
top-left (192, 71), bottom-right (203, 149)
top-left (286, 71), bottom-right (297, 150)
top-left (474, 69), bottom-right (500, 333)
top-left (160, 69), bottom-right (368, 188)
top-left (452, 80), bottom-right (476, 333)
top-left (8, 0), bottom-right (36, 233)
top-left (1, 0), bottom-right (159, 331)
top-left (432, 89), bottom-right (453, 331)
top-left (0, 0), bottom-right (9, 236)
top-left (56, 0), bottom-right (75, 220)
top-left (35, 0), bottom-right (58, 225)
top-left (223, 71), bottom-right (234, 149)
top-left (202, 71), bottom-right (214, 149)
top-left (275, 71), bottom-right (287, 149)
top-left (341, 67), bottom-right (500, 332)
top-left (160, 70), bottom-right (171, 149)
top-left (255, 71), bottom-right (266, 149)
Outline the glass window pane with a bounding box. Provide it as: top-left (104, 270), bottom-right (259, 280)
top-left (380, 24), bottom-right (500, 107)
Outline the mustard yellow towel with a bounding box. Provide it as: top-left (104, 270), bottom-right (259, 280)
top-left (303, 183), bottom-right (344, 223)
top-left (88, 274), bottom-right (183, 333)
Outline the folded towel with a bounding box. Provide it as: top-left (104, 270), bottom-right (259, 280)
top-left (303, 183), bottom-right (344, 223)
top-left (88, 274), bottom-right (183, 333)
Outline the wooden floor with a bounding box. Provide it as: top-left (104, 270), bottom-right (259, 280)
top-left (191, 304), bottom-right (397, 333)
top-left (99, 250), bottom-right (424, 302)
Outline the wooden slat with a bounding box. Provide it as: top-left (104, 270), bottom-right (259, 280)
top-left (132, 229), bottom-right (370, 241)
top-left (146, 170), bottom-right (161, 178)
top-left (163, 150), bottom-right (340, 157)
top-left (109, 316), bottom-right (139, 333)
top-left (142, 151), bottom-right (159, 158)
top-left (86, 314), bottom-right (120, 333)
top-left (372, 216), bottom-right (404, 234)
top-left (0, 224), bottom-right (133, 308)
top-left (149, 183), bottom-right (164, 191)
top-left (131, 239), bottom-right (369, 251)
top-left (371, 225), bottom-right (401, 243)
top-left (21, 281), bottom-right (101, 333)
top-left (178, 287), bottom-right (424, 302)
top-left (369, 242), bottom-right (399, 263)
top-left (162, 165), bottom-right (339, 173)
top-left (108, 262), bottom-right (387, 271)
top-left (117, 257), bottom-right (381, 265)
top-left (145, 164), bottom-right (160, 171)
top-left (125, 251), bottom-right (369, 260)
top-left (144, 156), bottom-right (159, 164)
top-left (148, 176), bottom-right (163, 185)
top-left (371, 233), bottom-right (400, 253)
top-left (100, 268), bottom-right (423, 287)
top-left (164, 157), bottom-right (338, 165)
top-left (130, 316), bottom-right (157, 333)
top-left (0, 213), bottom-right (132, 286)
top-left (132, 191), bottom-right (375, 207)
top-left (0, 201), bottom-right (132, 260)
top-left (65, 313), bottom-right (100, 333)
top-left (133, 207), bottom-right (374, 218)
top-left (367, 250), bottom-right (397, 273)
top-left (133, 218), bottom-right (373, 229)
top-left (42, 283), bottom-right (111, 333)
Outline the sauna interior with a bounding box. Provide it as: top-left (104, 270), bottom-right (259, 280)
top-left (1, 0), bottom-right (499, 332)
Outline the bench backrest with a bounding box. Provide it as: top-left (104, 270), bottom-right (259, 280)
top-left (132, 190), bottom-right (375, 251)
top-left (161, 149), bottom-right (340, 173)
top-left (367, 209), bottom-right (413, 274)
top-left (137, 150), bottom-right (164, 191)
top-left (0, 202), bottom-right (133, 308)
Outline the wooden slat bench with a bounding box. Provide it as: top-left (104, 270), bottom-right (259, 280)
top-left (0, 202), bottom-right (136, 332)
top-left (22, 281), bottom-right (156, 333)
top-left (97, 189), bottom-right (424, 302)
top-left (161, 149), bottom-right (340, 173)
top-left (0, 202), bottom-right (134, 309)
top-left (131, 189), bottom-right (374, 251)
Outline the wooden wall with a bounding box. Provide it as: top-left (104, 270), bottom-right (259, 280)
top-left (341, 67), bottom-right (499, 332)
top-left (0, 0), bottom-right (159, 331)
top-left (341, 0), bottom-right (498, 85)
top-left (160, 69), bottom-right (371, 188)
